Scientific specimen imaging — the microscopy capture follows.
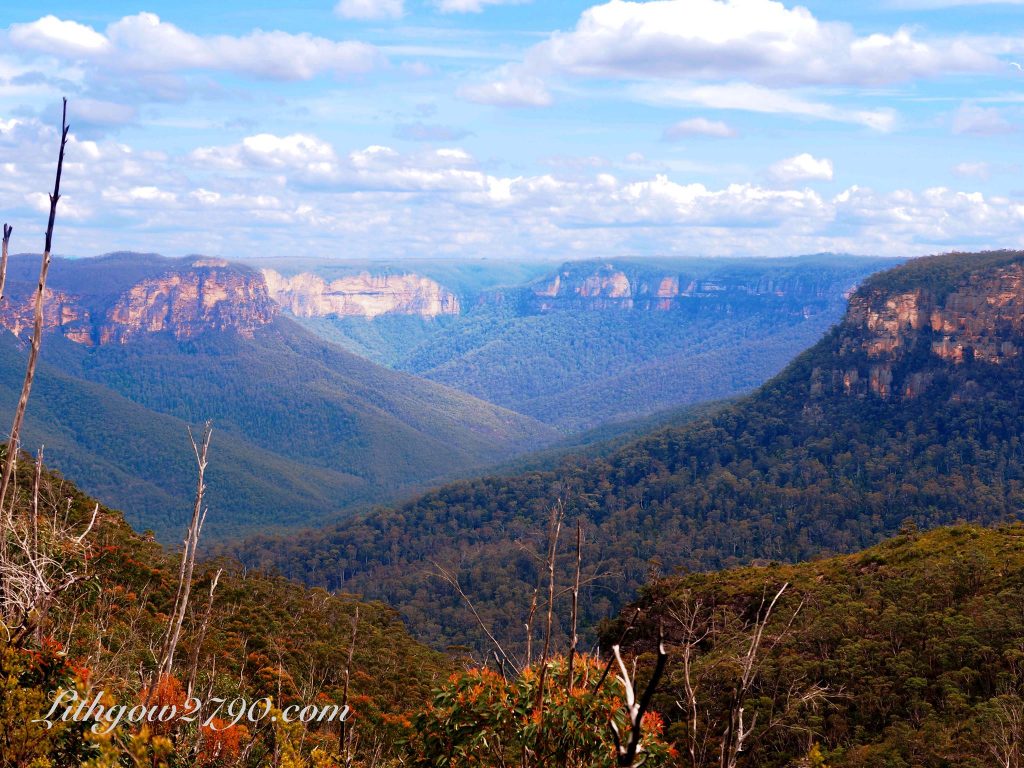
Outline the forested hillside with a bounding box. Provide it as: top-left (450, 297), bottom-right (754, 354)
top-left (237, 250), bottom-right (1024, 653)
top-left (0, 254), bottom-right (557, 541)
top-left (2, 457), bottom-right (450, 767)
top-left (294, 256), bottom-right (889, 430)
top-left (608, 523), bottom-right (1024, 767)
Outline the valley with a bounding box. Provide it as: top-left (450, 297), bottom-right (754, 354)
top-left (236, 251), bottom-right (1024, 654)
top-left (6, 3), bottom-right (1022, 764)
top-left (0, 251), bottom-right (884, 540)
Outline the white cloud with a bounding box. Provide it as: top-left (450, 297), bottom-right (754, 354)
top-left (770, 153), bottom-right (834, 183)
top-left (663, 117), bottom-right (736, 139)
top-left (525, 0), bottom-right (996, 87)
top-left (5, 121), bottom-right (1024, 261)
top-left (436, 0), bottom-right (530, 12)
top-left (634, 82), bottom-right (897, 131)
top-left (952, 102), bottom-right (1015, 135)
top-left (8, 13), bottom-right (383, 81)
top-left (952, 161), bottom-right (991, 179)
top-left (9, 16), bottom-right (109, 55)
top-left (458, 69), bottom-right (552, 107)
top-left (335, 0), bottom-right (404, 20)
top-left (102, 185), bottom-right (178, 204)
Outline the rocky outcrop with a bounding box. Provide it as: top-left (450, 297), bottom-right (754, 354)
top-left (528, 263), bottom-right (831, 313)
top-left (817, 259), bottom-right (1024, 399)
top-left (0, 288), bottom-right (93, 344)
top-left (262, 270), bottom-right (460, 319)
top-left (0, 259), bottom-right (277, 345)
top-left (101, 261), bottom-right (277, 344)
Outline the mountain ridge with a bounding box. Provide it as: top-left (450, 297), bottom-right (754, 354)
top-left (0, 254), bottom-right (559, 541)
top-left (234, 250), bottom-right (1024, 651)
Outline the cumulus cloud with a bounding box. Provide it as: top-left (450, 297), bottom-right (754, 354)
top-left (524, 0), bottom-right (996, 87)
top-left (460, 0), bottom-right (998, 119)
top-left (335, 0), bottom-right (404, 20)
top-left (952, 103), bottom-right (1016, 135)
top-left (458, 69), bottom-right (552, 107)
top-left (4, 120), bottom-right (1024, 261)
top-left (9, 15), bottom-right (109, 55)
top-left (770, 153), bottom-right (834, 183)
top-left (8, 13), bottom-right (383, 81)
top-left (663, 117), bottom-right (737, 139)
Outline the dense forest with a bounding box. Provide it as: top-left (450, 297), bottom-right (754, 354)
top-left (610, 523), bottom-right (1024, 767)
top-left (0, 307), bottom-right (557, 541)
top-left (236, 251), bottom-right (1024, 655)
top-left (299, 256), bottom-right (887, 430)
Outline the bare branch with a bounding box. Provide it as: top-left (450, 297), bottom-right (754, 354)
top-left (432, 561), bottom-right (517, 673)
top-left (156, 421), bottom-right (213, 680)
top-left (0, 223), bottom-right (11, 302)
top-left (0, 98), bottom-right (69, 515)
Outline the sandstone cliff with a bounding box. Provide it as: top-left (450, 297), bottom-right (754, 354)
top-left (526, 262), bottom-right (836, 314)
top-left (262, 269), bottom-right (460, 319)
top-left (811, 253), bottom-right (1024, 400)
top-left (0, 258), bottom-right (277, 345)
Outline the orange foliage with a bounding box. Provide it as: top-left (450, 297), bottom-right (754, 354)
top-left (197, 718), bottom-right (250, 767)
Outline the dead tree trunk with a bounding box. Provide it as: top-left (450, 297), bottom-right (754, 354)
top-left (0, 98), bottom-right (69, 517)
top-left (156, 422), bottom-right (213, 680)
top-left (340, 605), bottom-right (359, 766)
top-left (0, 223), bottom-right (11, 302)
top-left (611, 631), bottom-right (668, 768)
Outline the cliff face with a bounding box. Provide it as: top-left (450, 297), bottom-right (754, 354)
top-left (526, 262), bottom-right (838, 314)
top-left (102, 260), bottom-right (278, 343)
top-left (0, 259), bottom-right (277, 345)
top-left (263, 269), bottom-right (460, 319)
top-left (0, 288), bottom-right (93, 344)
top-left (813, 256), bottom-right (1024, 400)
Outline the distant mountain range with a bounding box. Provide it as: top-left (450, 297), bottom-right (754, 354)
top-left (0, 251), bottom-right (888, 542)
top-left (260, 255), bottom-right (891, 430)
top-left (0, 253), bottom-right (554, 540)
top-left (235, 250), bottom-right (1024, 651)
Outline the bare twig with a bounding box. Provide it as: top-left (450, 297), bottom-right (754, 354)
top-left (186, 567), bottom-right (222, 699)
top-left (340, 605), bottom-right (359, 765)
top-left (567, 519), bottom-right (582, 689)
top-left (432, 561), bottom-right (517, 673)
top-left (156, 422), bottom-right (213, 680)
top-left (0, 223), bottom-right (11, 302)
top-left (0, 98), bottom-right (69, 515)
top-left (532, 500), bottom-right (564, 758)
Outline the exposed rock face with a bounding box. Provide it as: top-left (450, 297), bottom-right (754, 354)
top-left (817, 260), bottom-right (1024, 399)
top-left (101, 262), bottom-right (277, 344)
top-left (0, 288), bottom-right (92, 343)
top-left (262, 269), bottom-right (460, 319)
top-left (528, 263), bottom-right (834, 313)
top-left (0, 260), bottom-right (277, 345)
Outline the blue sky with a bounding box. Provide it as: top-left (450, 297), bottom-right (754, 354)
top-left (2, 0), bottom-right (1024, 260)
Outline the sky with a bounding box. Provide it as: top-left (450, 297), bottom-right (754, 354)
top-left (2, 0), bottom-right (1024, 261)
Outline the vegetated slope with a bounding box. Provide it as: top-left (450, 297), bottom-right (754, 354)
top-left (0, 333), bottom-right (369, 542)
top-left (0, 253), bottom-right (556, 541)
top-left (45, 318), bottom-right (556, 490)
top-left (610, 524), bottom-right (1024, 766)
top-left (307, 256), bottom-right (891, 430)
top-left (236, 250), bottom-right (1024, 652)
top-left (3, 459), bottom-right (449, 766)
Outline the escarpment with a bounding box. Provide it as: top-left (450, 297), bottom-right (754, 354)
top-left (811, 252), bottom-right (1024, 399)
